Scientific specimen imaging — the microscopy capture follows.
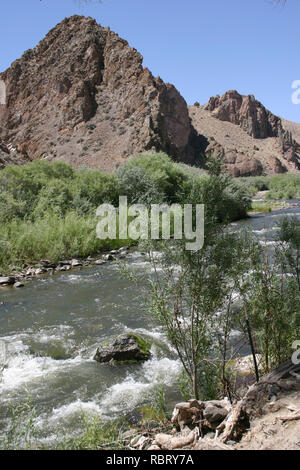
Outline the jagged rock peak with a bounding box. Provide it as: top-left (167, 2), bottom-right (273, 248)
top-left (0, 15), bottom-right (200, 170)
top-left (205, 89), bottom-right (285, 139)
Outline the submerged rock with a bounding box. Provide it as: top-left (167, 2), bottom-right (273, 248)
top-left (94, 333), bottom-right (151, 363)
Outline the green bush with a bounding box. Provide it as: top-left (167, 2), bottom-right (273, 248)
top-left (237, 174), bottom-right (300, 201)
top-left (116, 152), bottom-right (187, 204)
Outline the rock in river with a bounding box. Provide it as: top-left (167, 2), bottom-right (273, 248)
top-left (94, 333), bottom-right (151, 363)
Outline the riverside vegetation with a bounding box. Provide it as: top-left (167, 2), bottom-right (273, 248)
top-left (0, 152), bottom-right (250, 275)
top-left (131, 159), bottom-right (300, 403)
top-left (239, 174), bottom-right (300, 201)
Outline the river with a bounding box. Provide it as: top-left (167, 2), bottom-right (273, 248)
top-left (0, 202), bottom-right (300, 445)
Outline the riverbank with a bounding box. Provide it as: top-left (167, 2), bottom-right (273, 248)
top-left (0, 155), bottom-right (251, 276)
top-left (1, 197), bottom-right (299, 286)
top-left (248, 199), bottom-right (299, 215)
top-left (0, 245), bottom-right (133, 289)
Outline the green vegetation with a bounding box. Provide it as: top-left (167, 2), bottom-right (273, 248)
top-left (249, 202), bottom-right (272, 213)
top-left (239, 174), bottom-right (300, 201)
top-left (0, 153), bottom-right (251, 273)
top-left (0, 402), bottom-right (128, 450)
top-left (128, 333), bottom-right (151, 358)
top-left (58, 415), bottom-right (127, 450)
top-left (1, 392), bottom-right (170, 450)
top-left (142, 166), bottom-right (300, 400)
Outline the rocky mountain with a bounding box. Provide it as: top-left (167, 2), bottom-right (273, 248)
top-left (0, 15), bottom-right (203, 172)
top-left (0, 16), bottom-right (300, 177)
top-left (190, 90), bottom-right (300, 176)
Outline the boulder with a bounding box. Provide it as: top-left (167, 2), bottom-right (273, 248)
top-left (203, 404), bottom-right (228, 423)
top-left (102, 254), bottom-right (115, 261)
top-left (94, 333), bottom-right (151, 363)
top-left (0, 276), bottom-right (15, 285)
top-left (71, 259), bottom-right (83, 267)
top-left (171, 398), bottom-right (231, 431)
top-left (13, 281), bottom-right (24, 288)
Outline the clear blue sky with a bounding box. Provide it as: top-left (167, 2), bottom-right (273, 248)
top-left (0, 0), bottom-right (299, 122)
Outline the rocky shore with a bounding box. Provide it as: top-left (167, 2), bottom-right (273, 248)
top-left (124, 359), bottom-right (300, 451)
top-left (0, 245), bottom-right (132, 289)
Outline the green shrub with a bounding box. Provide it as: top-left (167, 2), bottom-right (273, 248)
top-left (116, 152), bottom-right (187, 204)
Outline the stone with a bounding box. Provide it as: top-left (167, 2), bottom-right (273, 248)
top-left (171, 398), bottom-right (231, 431)
top-left (26, 268), bottom-right (36, 276)
top-left (0, 276), bottom-right (15, 285)
top-left (154, 430), bottom-right (197, 450)
top-left (203, 404), bottom-right (228, 423)
top-left (71, 259), bottom-right (82, 267)
top-left (35, 268), bottom-right (44, 275)
top-left (93, 259), bottom-right (106, 265)
top-left (103, 254), bottom-right (115, 261)
top-left (94, 333), bottom-right (151, 363)
top-left (13, 281), bottom-right (24, 288)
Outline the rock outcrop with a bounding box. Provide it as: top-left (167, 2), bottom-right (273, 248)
top-left (137, 359), bottom-right (300, 451)
top-left (0, 15), bottom-right (201, 171)
top-left (205, 90), bottom-right (284, 139)
top-left (190, 90), bottom-right (300, 176)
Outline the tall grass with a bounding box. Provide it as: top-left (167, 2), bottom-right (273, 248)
top-left (0, 212), bottom-right (131, 272)
top-left (0, 155), bottom-right (252, 273)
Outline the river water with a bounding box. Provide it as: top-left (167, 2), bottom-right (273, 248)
top-left (0, 202), bottom-right (300, 444)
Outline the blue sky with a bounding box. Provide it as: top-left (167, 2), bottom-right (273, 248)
top-left (0, 0), bottom-right (299, 122)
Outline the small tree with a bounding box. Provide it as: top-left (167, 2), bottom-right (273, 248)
top-left (276, 216), bottom-right (300, 290)
top-left (146, 212), bottom-right (260, 401)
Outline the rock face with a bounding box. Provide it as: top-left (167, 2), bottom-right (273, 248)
top-left (94, 333), bottom-right (151, 363)
top-left (190, 90), bottom-right (300, 176)
top-left (205, 90), bottom-right (284, 139)
top-left (0, 15), bottom-right (201, 171)
top-left (0, 138), bottom-right (26, 169)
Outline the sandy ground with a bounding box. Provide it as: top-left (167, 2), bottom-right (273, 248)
top-left (235, 390), bottom-right (300, 450)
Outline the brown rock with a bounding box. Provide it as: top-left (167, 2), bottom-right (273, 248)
top-left (189, 95), bottom-right (300, 176)
top-left (0, 15), bottom-right (200, 171)
top-left (205, 90), bottom-right (284, 139)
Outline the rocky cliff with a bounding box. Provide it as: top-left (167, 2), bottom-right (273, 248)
top-left (0, 15), bottom-right (201, 171)
top-left (190, 91), bottom-right (300, 176)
